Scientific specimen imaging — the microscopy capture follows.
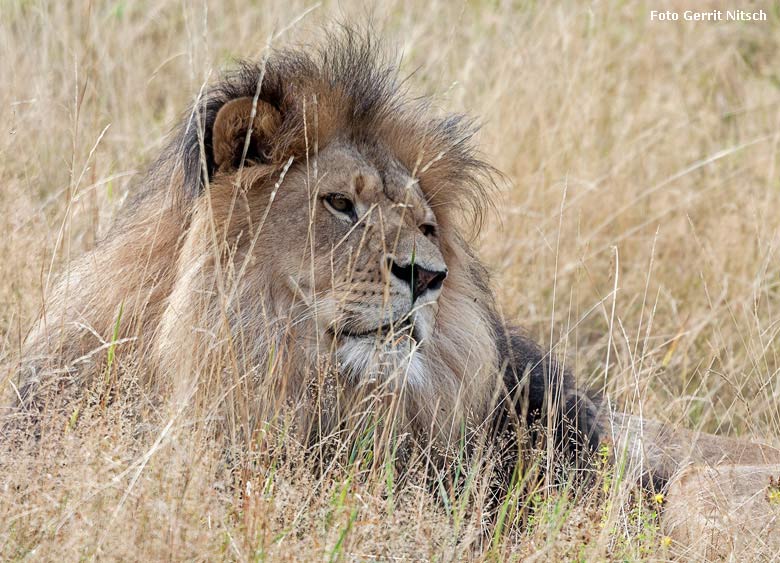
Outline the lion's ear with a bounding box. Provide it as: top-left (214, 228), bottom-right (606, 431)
top-left (212, 97), bottom-right (281, 171)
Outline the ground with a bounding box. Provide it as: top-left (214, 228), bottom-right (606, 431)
top-left (1, 1), bottom-right (780, 560)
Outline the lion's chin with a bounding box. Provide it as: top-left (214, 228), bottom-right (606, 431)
top-left (335, 335), bottom-right (426, 389)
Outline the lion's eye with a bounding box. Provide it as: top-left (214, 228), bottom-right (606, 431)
top-left (323, 194), bottom-right (357, 221)
top-left (420, 223), bottom-right (438, 238)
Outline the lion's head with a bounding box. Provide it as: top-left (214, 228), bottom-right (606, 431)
top-left (17, 30), bottom-right (504, 447)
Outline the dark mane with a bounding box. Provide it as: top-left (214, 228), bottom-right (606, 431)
top-left (149, 27), bottom-right (496, 230)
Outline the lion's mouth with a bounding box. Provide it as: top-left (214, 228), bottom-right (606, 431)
top-left (331, 317), bottom-right (419, 344)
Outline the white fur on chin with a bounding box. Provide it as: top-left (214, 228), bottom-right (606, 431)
top-left (337, 334), bottom-right (426, 389)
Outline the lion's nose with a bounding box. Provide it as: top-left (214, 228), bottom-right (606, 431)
top-left (387, 257), bottom-right (448, 301)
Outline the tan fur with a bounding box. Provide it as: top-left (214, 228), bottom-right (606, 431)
top-left (663, 464), bottom-right (780, 559)
top-left (605, 412), bottom-right (780, 484)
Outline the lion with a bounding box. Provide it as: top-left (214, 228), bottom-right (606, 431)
top-left (6, 30), bottom-right (600, 485)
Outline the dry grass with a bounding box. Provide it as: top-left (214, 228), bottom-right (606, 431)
top-left (2, 0), bottom-right (780, 560)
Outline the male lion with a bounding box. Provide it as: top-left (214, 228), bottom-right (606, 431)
top-left (7, 31), bottom-right (601, 486)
